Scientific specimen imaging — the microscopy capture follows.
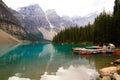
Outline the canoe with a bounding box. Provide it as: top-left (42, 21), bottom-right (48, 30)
top-left (72, 47), bottom-right (119, 56)
top-left (72, 48), bottom-right (100, 55)
top-left (86, 46), bottom-right (102, 49)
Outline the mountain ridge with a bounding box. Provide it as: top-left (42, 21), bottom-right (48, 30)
top-left (0, 0), bottom-right (30, 43)
top-left (11, 4), bottom-right (98, 40)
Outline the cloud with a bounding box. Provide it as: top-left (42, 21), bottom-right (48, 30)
top-left (3, 0), bottom-right (114, 17)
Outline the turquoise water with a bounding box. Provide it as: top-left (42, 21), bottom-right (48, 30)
top-left (0, 43), bottom-right (120, 80)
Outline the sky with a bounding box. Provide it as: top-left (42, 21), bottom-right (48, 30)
top-left (3, 0), bottom-right (115, 17)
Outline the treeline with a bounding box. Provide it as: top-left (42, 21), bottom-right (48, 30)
top-left (52, 0), bottom-right (120, 46)
top-left (53, 24), bottom-right (94, 44)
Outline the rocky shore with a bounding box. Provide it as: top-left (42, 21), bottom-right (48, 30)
top-left (97, 59), bottom-right (120, 80)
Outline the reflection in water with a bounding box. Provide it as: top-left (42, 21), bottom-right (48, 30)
top-left (9, 65), bottom-right (99, 80)
top-left (40, 65), bottom-right (99, 80)
top-left (0, 43), bottom-right (119, 80)
top-left (8, 76), bottom-right (30, 80)
top-left (0, 43), bottom-right (44, 65)
top-left (0, 43), bottom-right (45, 80)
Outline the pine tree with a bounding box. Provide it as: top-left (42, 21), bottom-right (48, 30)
top-left (112, 0), bottom-right (120, 45)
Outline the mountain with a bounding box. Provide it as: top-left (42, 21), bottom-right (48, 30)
top-left (18, 4), bottom-right (50, 29)
top-left (11, 5), bottom-right (60, 40)
top-left (14, 4), bottom-right (49, 32)
top-left (11, 4), bottom-right (98, 40)
top-left (0, 0), bottom-right (29, 43)
top-left (46, 9), bottom-right (62, 28)
top-left (46, 9), bottom-right (75, 28)
top-left (71, 12), bottom-right (98, 26)
top-left (12, 4), bottom-right (54, 40)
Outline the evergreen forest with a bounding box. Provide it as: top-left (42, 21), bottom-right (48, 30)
top-left (52, 0), bottom-right (120, 46)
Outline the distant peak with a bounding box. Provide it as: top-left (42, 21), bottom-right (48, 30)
top-left (46, 9), bottom-right (58, 15)
top-left (17, 4), bottom-right (40, 10)
top-left (46, 9), bottom-right (56, 13)
top-left (85, 11), bottom-right (99, 17)
top-left (17, 4), bottom-right (44, 16)
top-left (28, 4), bottom-right (40, 8)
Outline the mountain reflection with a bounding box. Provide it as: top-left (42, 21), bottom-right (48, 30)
top-left (0, 43), bottom-right (44, 65)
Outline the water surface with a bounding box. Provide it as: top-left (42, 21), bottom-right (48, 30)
top-left (0, 43), bottom-right (120, 80)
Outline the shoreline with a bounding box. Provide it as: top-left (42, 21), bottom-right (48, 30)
top-left (97, 59), bottom-right (120, 80)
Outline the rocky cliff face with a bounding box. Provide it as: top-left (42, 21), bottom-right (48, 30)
top-left (18, 4), bottom-right (50, 29)
top-left (46, 9), bottom-right (75, 28)
top-left (0, 0), bottom-right (29, 41)
top-left (12, 4), bottom-right (57, 40)
top-left (11, 4), bottom-right (52, 40)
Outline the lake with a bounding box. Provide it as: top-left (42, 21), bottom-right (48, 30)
top-left (0, 43), bottom-right (120, 80)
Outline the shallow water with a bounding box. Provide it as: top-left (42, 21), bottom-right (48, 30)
top-left (0, 43), bottom-right (120, 80)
